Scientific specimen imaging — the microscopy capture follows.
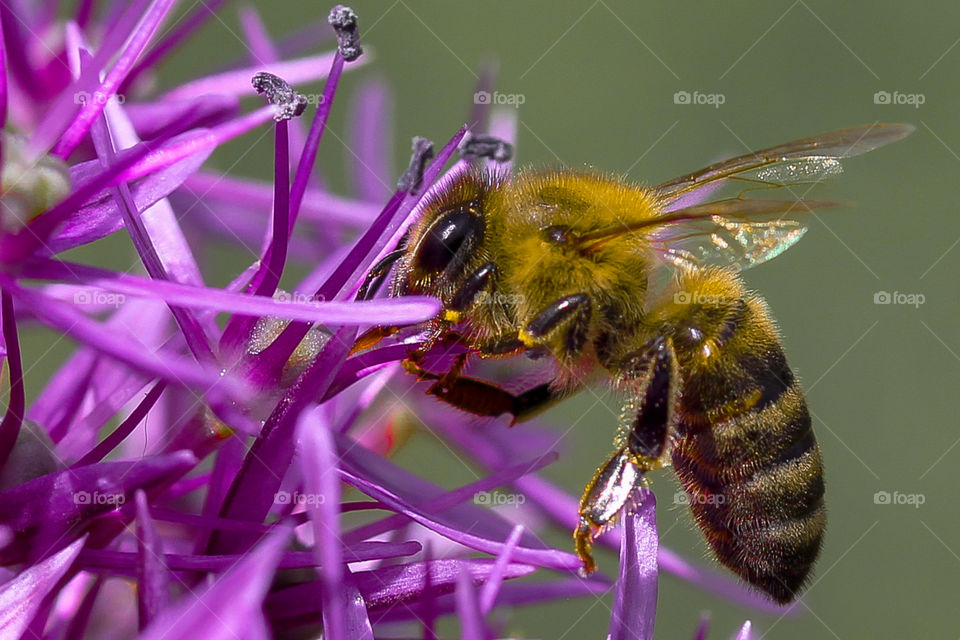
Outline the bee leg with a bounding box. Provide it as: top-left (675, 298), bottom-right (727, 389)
top-left (402, 355), bottom-right (571, 423)
top-left (521, 293), bottom-right (592, 355)
top-left (350, 325), bottom-right (401, 354)
top-left (617, 335), bottom-right (679, 463)
top-left (425, 375), bottom-right (570, 423)
top-left (355, 249), bottom-right (407, 301)
top-left (575, 336), bottom-right (678, 574)
top-left (442, 262), bottom-right (497, 323)
top-left (575, 447), bottom-right (644, 575)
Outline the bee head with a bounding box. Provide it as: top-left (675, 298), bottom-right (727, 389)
top-left (395, 170), bottom-right (502, 298)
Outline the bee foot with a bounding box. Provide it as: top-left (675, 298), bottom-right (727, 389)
top-left (574, 519), bottom-right (598, 575)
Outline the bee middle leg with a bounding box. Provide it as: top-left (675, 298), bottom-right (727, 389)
top-left (575, 335), bottom-right (679, 574)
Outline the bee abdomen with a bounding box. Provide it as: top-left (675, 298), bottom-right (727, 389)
top-left (671, 296), bottom-right (825, 603)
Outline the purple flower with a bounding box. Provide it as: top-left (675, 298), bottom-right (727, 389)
top-left (0, 3), bottom-right (796, 638)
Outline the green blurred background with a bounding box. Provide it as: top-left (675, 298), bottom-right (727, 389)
top-left (35, 1), bottom-right (960, 638)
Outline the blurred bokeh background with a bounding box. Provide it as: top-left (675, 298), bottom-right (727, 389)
top-left (27, 1), bottom-right (960, 638)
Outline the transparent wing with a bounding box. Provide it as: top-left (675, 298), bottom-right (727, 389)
top-left (580, 124), bottom-right (915, 271)
top-left (654, 124), bottom-right (914, 204)
top-left (649, 198), bottom-right (835, 271)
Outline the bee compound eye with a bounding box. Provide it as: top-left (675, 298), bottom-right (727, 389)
top-left (415, 208), bottom-right (480, 274)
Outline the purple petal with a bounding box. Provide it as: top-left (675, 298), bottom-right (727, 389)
top-left (0, 293), bottom-right (25, 468)
top-left (120, 0), bottom-right (230, 94)
top-left (0, 451), bottom-right (196, 564)
top-left (163, 52), bottom-right (359, 101)
top-left (298, 408), bottom-right (374, 640)
top-left (5, 284), bottom-right (243, 399)
top-left (61, 575), bottom-right (104, 640)
top-left (134, 490), bottom-right (169, 629)
top-left (76, 382), bottom-right (166, 466)
top-left (691, 615), bottom-right (710, 640)
top-left (0, 8), bottom-right (7, 129)
top-left (125, 95), bottom-right (239, 140)
top-left (26, 259), bottom-right (441, 326)
top-left (88, 97), bottom-right (214, 361)
top-left (457, 569), bottom-right (491, 640)
top-left (100, 87), bottom-right (206, 289)
top-left (192, 435), bottom-right (246, 554)
top-left (182, 172), bottom-right (379, 226)
top-left (341, 448), bottom-right (554, 548)
top-left (7, 107), bottom-right (275, 264)
top-left (0, 537), bottom-right (85, 638)
top-left (349, 80), bottom-right (393, 201)
top-left (607, 492), bottom-right (658, 640)
top-left (138, 526), bottom-right (290, 640)
top-left (371, 577), bottom-right (612, 623)
top-left (335, 432), bottom-right (579, 571)
top-left (49, 143), bottom-right (211, 254)
top-left (29, 297), bottom-right (169, 445)
top-left (75, 541), bottom-right (419, 574)
top-left (207, 327), bottom-right (356, 556)
top-left (116, 105), bottom-right (276, 185)
top-left (54, 0), bottom-right (179, 158)
top-left (479, 524), bottom-right (523, 613)
top-left (265, 558), bottom-right (537, 626)
top-left (360, 559), bottom-right (536, 611)
top-left (240, 7), bottom-right (280, 62)
top-left (735, 621), bottom-right (755, 640)
top-left (434, 415), bottom-right (791, 613)
top-left (26, 0), bottom-right (152, 155)
top-left (289, 51), bottom-right (345, 227)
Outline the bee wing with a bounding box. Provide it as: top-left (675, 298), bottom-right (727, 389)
top-left (636, 123), bottom-right (914, 270)
top-left (653, 124), bottom-right (914, 203)
top-left (648, 198), bottom-right (839, 271)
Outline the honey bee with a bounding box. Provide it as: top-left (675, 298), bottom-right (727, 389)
top-left (359, 124), bottom-right (913, 603)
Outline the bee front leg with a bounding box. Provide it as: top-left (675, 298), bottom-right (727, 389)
top-left (576, 335), bottom-right (679, 574)
top-left (356, 249), bottom-right (406, 301)
top-left (520, 293), bottom-right (592, 355)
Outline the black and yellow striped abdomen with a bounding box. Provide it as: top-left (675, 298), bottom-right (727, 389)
top-left (663, 281), bottom-right (825, 604)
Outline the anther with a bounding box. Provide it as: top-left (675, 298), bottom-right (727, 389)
top-left (397, 136), bottom-right (434, 194)
top-left (328, 5), bottom-right (363, 62)
top-left (251, 72), bottom-right (307, 121)
top-left (460, 133), bottom-right (513, 163)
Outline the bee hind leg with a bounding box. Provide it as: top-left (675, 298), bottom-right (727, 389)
top-left (575, 335), bottom-right (679, 574)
